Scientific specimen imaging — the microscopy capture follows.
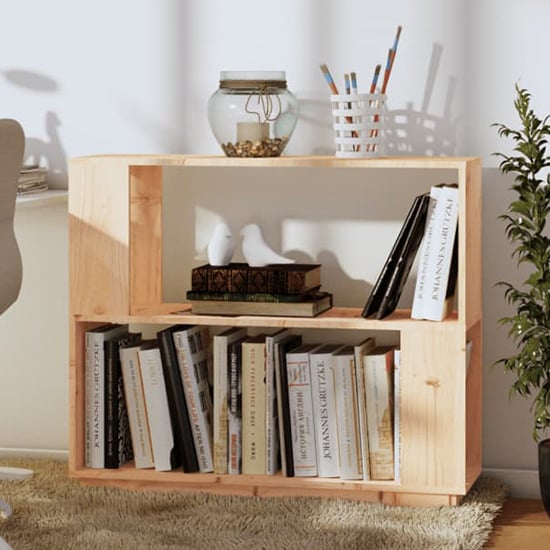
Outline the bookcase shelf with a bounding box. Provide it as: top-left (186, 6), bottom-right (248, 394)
top-left (69, 154), bottom-right (482, 507)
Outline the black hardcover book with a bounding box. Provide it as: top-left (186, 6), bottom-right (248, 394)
top-left (104, 331), bottom-right (142, 469)
top-left (362, 193), bottom-right (429, 318)
top-left (157, 325), bottom-right (200, 473)
top-left (274, 333), bottom-right (303, 477)
top-left (375, 194), bottom-right (431, 319)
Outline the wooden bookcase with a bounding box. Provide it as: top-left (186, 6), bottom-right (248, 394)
top-left (68, 155), bottom-right (482, 506)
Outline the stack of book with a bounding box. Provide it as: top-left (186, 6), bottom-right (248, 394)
top-left (187, 263), bottom-right (332, 317)
top-left (18, 164), bottom-right (48, 195)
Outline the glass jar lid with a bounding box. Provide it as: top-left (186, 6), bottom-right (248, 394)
top-left (219, 70), bottom-right (287, 89)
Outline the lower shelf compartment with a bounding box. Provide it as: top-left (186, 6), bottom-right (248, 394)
top-left (69, 465), bottom-right (465, 506)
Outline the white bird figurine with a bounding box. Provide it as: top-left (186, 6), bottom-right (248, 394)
top-left (240, 223), bottom-right (295, 267)
top-left (207, 222), bottom-right (235, 266)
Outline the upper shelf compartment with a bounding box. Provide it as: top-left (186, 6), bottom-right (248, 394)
top-left (68, 155), bottom-right (481, 329)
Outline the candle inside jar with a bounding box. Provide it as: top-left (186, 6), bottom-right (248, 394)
top-left (236, 122), bottom-right (269, 142)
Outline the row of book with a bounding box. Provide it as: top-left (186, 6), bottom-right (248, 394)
top-left (84, 323), bottom-right (400, 481)
top-left (85, 323), bottom-right (213, 472)
top-left (213, 329), bottom-right (399, 481)
top-left (362, 183), bottom-right (459, 321)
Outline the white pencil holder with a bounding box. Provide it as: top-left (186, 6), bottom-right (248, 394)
top-left (331, 93), bottom-right (386, 158)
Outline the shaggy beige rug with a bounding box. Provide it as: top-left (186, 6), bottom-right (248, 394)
top-left (0, 459), bottom-right (506, 550)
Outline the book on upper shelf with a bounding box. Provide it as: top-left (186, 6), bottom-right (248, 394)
top-left (157, 325), bottom-right (200, 473)
top-left (411, 184), bottom-right (459, 321)
top-left (186, 290), bottom-right (321, 303)
top-left (138, 344), bottom-right (180, 472)
top-left (309, 343), bottom-right (343, 478)
top-left (172, 325), bottom-right (215, 473)
top-left (273, 333), bottom-right (303, 477)
top-left (286, 342), bottom-right (321, 477)
top-left (213, 327), bottom-right (248, 475)
top-left (119, 340), bottom-right (157, 469)
top-left (188, 291), bottom-right (332, 317)
top-left (362, 193), bottom-right (430, 320)
top-left (85, 323), bottom-right (129, 469)
top-left (242, 334), bottom-right (268, 475)
top-left (104, 331), bottom-right (142, 469)
top-left (364, 345), bottom-right (396, 481)
top-left (333, 345), bottom-right (364, 480)
top-left (191, 263), bottom-right (321, 294)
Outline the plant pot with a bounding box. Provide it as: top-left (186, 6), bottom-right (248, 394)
top-left (539, 438), bottom-right (550, 517)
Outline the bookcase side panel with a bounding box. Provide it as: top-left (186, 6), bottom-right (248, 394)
top-left (69, 158), bottom-right (130, 316)
top-left (129, 165), bottom-right (163, 314)
top-left (465, 319), bottom-right (483, 488)
top-left (399, 326), bottom-right (467, 492)
top-left (461, 158), bottom-right (482, 328)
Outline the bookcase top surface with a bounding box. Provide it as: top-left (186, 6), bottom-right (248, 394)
top-left (69, 154), bottom-right (480, 170)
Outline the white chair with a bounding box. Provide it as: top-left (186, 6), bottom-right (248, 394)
top-left (0, 119), bottom-right (33, 549)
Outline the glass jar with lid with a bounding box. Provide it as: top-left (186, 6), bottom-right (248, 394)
top-left (207, 70), bottom-right (298, 157)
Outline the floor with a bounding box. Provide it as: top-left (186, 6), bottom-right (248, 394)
top-left (485, 499), bottom-right (550, 548)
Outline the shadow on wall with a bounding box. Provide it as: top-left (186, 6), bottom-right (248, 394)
top-left (2, 69), bottom-right (67, 189)
top-left (302, 42), bottom-right (457, 157)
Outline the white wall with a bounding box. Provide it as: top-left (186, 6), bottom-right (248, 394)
top-left (1, 0), bottom-right (548, 496)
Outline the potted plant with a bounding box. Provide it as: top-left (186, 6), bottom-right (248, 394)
top-left (493, 84), bottom-right (550, 515)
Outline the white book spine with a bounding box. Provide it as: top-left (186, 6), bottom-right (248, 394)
top-left (393, 349), bottom-right (401, 483)
top-left (423, 186), bottom-right (459, 320)
top-left (265, 330), bottom-right (290, 475)
top-left (85, 332), bottom-right (104, 468)
top-left (213, 328), bottom-right (247, 475)
top-left (119, 346), bottom-right (154, 469)
top-left (173, 327), bottom-right (214, 473)
top-left (309, 348), bottom-right (340, 478)
top-left (138, 347), bottom-right (175, 472)
top-left (333, 350), bottom-right (363, 480)
top-left (353, 337), bottom-right (376, 481)
top-left (286, 349), bottom-right (318, 477)
top-left (411, 187), bottom-right (442, 319)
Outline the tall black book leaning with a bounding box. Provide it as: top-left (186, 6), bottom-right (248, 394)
top-left (362, 193), bottom-right (431, 319)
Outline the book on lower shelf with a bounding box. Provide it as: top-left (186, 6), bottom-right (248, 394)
top-left (187, 291), bottom-right (332, 317)
top-left (273, 333), bottom-right (303, 477)
top-left (241, 334), bottom-right (268, 475)
top-left (191, 263), bottom-right (321, 294)
top-left (411, 184), bottom-right (459, 321)
top-left (157, 326), bottom-right (200, 473)
top-left (286, 343), bottom-right (321, 477)
top-left (364, 345), bottom-right (396, 481)
top-left (333, 345), bottom-right (364, 480)
top-left (227, 334), bottom-right (249, 474)
top-left (104, 331), bottom-right (142, 469)
top-left (119, 340), bottom-right (157, 469)
top-left (212, 327), bottom-right (248, 474)
top-left (353, 336), bottom-right (377, 481)
top-left (309, 343), bottom-right (343, 478)
top-left (265, 329), bottom-right (292, 475)
top-left (138, 345), bottom-right (180, 472)
top-left (172, 325), bottom-right (215, 473)
top-left (85, 323), bottom-right (129, 469)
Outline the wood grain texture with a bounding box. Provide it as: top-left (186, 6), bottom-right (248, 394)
top-left (486, 499), bottom-right (550, 549)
